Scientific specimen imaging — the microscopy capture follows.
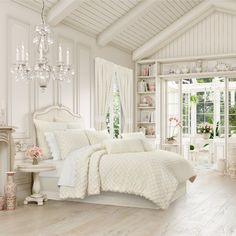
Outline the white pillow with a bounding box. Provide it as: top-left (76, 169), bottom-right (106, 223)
top-left (105, 139), bottom-right (145, 154)
top-left (55, 117), bottom-right (85, 130)
top-left (121, 132), bottom-right (155, 152)
top-left (54, 130), bottom-right (90, 159)
top-left (86, 129), bottom-right (110, 145)
top-left (45, 132), bottom-right (61, 160)
top-left (34, 120), bottom-right (67, 159)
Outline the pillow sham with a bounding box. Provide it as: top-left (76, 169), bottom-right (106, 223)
top-left (86, 129), bottom-right (110, 145)
top-left (121, 132), bottom-right (155, 152)
top-left (105, 139), bottom-right (145, 154)
top-left (34, 120), bottom-right (67, 159)
top-left (55, 117), bottom-right (85, 130)
top-left (44, 132), bottom-right (61, 161)
top-left (54, 130), bottom-right (90, 159)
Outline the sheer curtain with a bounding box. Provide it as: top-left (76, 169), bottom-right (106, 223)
top-left (95, 58), bottom-right (115, 130)
top-left (116, 65), bottom-right (133, 132)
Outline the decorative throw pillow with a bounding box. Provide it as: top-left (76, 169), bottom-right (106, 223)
top-left (45, 132), bottom-right (61, 160)
top-left (105, 139), bottom-right (145, 154)
top-left (86, 129), bottom-right (110, 145)
top-left (34, 120), bottom-right (67, 159)
top-left (54, 130), bottom-right (90, 159)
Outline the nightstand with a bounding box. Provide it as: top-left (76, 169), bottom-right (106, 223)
top-left (162, 143), bottom-right (180, 153)
top-left (17, 163), bottom-right (56, 206)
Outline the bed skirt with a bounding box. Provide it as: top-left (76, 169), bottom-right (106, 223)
top-left (40, 175), bottom-right (186, 209)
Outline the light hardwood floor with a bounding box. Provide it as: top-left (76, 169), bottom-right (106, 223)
top-left (1, 170), bottom-right (236, 236)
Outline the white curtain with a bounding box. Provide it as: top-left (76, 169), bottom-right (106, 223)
top-left (116, 65), bottom-right (133, 132)
top-left (95, 58), bottom-right (115, 130)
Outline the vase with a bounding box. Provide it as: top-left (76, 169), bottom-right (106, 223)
top-left (4, 172), bottom-right (17, 210)
top-left (32, 157), bottom-right (38, 165)
top-left (0, 195), bottom-right (5, 210)
top-left (202, 133), bottom-right (210, 139)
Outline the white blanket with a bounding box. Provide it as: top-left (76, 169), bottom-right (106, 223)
top-left (58, 146), bottom-right (196, 209)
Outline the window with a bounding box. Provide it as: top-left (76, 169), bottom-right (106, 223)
top-left (182, 93), bottom-right (191, 135)
top-left (106, 76), bottom-right (122, 138)
top-left (196, 90), bottom-right (214, 129)
top-left (229, 78), bottom-right (236, 135)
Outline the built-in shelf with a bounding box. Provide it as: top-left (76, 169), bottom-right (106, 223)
top-left (159, 70), bottom-right (236, 79)
top-left (136, 59), bottom-right (158, 140)
top-left (137, 91), bottom-right (155, 94)
top-left (137, 60), bottom-right (156, 65)
top-left (137, 76), bottom-right (156, 79)
top-left (137, 106), bottom-right (155, 109)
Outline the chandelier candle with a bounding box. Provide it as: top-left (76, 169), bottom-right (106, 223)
top-left (66, 49), bottom-right (70, 65)
top-left (58, 44), bottom-right (62, 62)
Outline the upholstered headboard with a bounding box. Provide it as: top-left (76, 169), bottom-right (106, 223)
top-left (32, 105), bottom-right (84, 148)
top-left (33, 105), bottom-right (82, 122)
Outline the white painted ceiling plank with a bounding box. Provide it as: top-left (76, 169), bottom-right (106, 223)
top-left (74, 6), bottom-right (112, 26)
top-left (141, 15), bottom-right (163, 31)
top-left (97, 0), bottom-right (158, 47)
top-left (87, 0), bottom-right (122, 19)
top-left (47, 0), bottom-right (86, 26)
top-left (113, 38), bottom-right (139, 50)
top-left (162, 1), bottom-right (181, 19)
top-left (129, 21), bottom-right (159, 36)
top-left (117, 32), bottom-right (143, 46)
top-left (109, 0), bottom-right (132, 12)
top-left (167, 0), bottom-right (185, 15)
top-left (133, 0), bottom-right (214, 60)
top-left (68, 14), bottom-right (103, 32)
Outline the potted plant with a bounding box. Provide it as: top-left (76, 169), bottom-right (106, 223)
top-left (189, 145), bottom-right (195, 151)
top-left (190, 95), bottom-right (198, 106)
top-left (166, 117), bottom-right (182, 144)
top-left (198, 122), bottom-right (213, 139)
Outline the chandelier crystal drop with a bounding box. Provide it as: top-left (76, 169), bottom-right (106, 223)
top-left (11, 0), bottom-right (74, 92)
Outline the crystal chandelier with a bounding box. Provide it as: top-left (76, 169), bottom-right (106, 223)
top-left (11, 0), bottom-right (74, 92)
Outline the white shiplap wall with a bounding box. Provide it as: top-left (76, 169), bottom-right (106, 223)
top-left (156, 11), bottom-right (236, 59)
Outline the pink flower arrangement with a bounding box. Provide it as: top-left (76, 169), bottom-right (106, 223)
top-left (167, 117), bottom-right (182, 141)
top-left (198, 123), bottom-right (213, 134)
top-left (25, 146), bottom-right (42, 160)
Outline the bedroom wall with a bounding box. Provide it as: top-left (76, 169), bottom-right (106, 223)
top-left (0, 1), bottom-right (133, 200)
top-left (153, 10), bottom-right (236, 59)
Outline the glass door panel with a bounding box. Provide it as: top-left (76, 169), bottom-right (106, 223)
top-left (228, 78), bottom-right (236, 177)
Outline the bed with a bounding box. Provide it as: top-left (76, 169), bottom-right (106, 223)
top-left (33, 105), bottom-right (196, 210)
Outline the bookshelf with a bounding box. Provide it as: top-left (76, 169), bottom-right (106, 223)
top-left (135, 60), bottom-right (160, 141)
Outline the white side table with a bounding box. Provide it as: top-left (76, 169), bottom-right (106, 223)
top-left (162, 143), bottom-right (180, 154)
top-left (17, 163), bottom-right (56, 206)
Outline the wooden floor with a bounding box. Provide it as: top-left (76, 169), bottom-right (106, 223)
top-left (1, 170), bottom-right (236, 236)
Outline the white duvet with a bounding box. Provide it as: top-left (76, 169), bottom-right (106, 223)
top-left (58, 145), bottom-right (196, 209)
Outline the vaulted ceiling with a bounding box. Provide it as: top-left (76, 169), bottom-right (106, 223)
top-left (14, 0), bottom-right (204, 56)
top-left (13, 0), bottom-right (236, 61)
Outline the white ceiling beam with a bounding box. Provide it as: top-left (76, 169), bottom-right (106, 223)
top-left (47, 0), bottom-right (85, 26)
top-left (97, 0), bottom-right (157, 47)
top-left (132, 0), bottom-right (215, 61)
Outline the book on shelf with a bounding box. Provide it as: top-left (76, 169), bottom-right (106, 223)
top-left (139, 64), bottom-right (156, 77)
